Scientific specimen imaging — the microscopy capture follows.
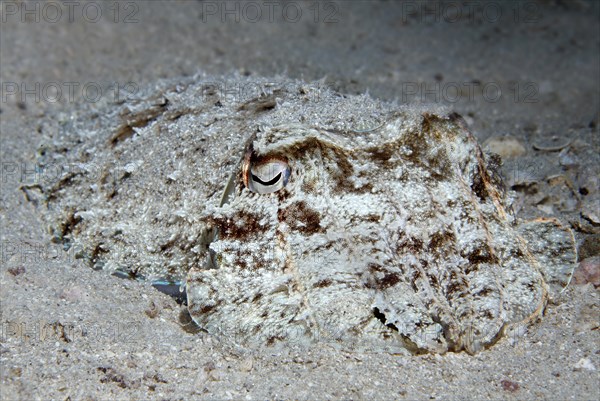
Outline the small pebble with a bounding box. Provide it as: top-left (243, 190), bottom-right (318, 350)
top-left (573, 257), bottom-right (600, 287)
top-left (240, 357), bottom-right (254, 372)
top-left (59, 286), bottom-right (84, 302)
top-left (581, 202), bottom-right (600, 224)
top-left (145, 301), bottom-right (160, 319)
top-left (500, 379), bottom-right (520, 392)
top-left (7, 266), bottom-right (25, 276)
top-left (578, 235), bottom-right (600, 260)
top-left (573, 358), bottom-right (596, 371)
top-left (536, 204), bottom-right (554, 215)
top-left (483, 136), bottom-right (526, 159)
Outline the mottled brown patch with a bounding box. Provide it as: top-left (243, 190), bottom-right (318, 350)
top-left (327, 147), bottom-right (373, 194)
top-left (365, 214), bottom-right (381, 223)
top-left (368, 263), bottom-right (385, 273)
top-left (301, 176), bottom-right (319, 195)
top-left (462, 244), bottom-right (498, 266)
top-left (471, 169), bottom-right (489, 201)
top-left (379, 272), bottom-right (401, 288)
top-left (314, 279), bottom-right (333, 288)
top-left (427, 147), bottom-right (452, 180)
top-left (187, 298), bottom-right (222, 322)
top-left (407, 238), bottom-right (424, 253)
top-left (365, 264), bottom-right (403, 290)
top-left (110, 99), bottom-right (168, 146)
top-left (277, 201), bottom-right (323, 235)
top-left (236, 258), bottom-right (248, 269)
top-left (428, 231), bottom-right (456, 253)
top-left (475, 287), bottom-right (493, 297)
top-left (276, 135), bottom-right (373, 194)
top-left (276, 189), bottom-right (291, 203)
top-left (367, 146), bottom-right (394, 165)
top-left (426, 272), bottom-right (439, 288)
top-left (446, 281), bottom-right (466, 298)
top-left (445, 271), bottom-right (468, 298)
top-left (511, 247), bottom-right (525, 258)
top-left (209, 211), bottom-right (269, 241)
top-left (391, 113), bottom-right (456, 180)
top-left (266, 335), bottom-right (284, 346)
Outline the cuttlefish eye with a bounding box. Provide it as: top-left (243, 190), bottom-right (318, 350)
top-left (242, 151), bottom-right (290, 194)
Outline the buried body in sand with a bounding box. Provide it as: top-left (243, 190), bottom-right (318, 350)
top-left (28, 75), bottom-right (577, 355)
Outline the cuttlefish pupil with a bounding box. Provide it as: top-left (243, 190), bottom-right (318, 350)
top-left (251, 172), bottom-right (282, 186)
top-left (243, 148), bottom-right (291, 194)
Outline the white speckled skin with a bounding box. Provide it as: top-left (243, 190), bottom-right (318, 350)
top-left (36, 75), bottom-right (576, 354)
top-left (186, 112), bottom-right (576, 354)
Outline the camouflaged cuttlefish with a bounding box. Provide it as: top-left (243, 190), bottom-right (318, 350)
top-left (31, 75), bottom-right (577, 354)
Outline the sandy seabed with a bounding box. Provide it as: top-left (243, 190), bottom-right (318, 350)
top-left (1, 1), bottom-right (598, 400)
